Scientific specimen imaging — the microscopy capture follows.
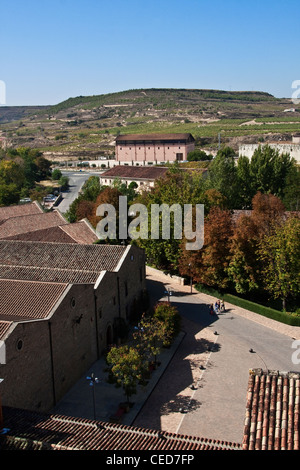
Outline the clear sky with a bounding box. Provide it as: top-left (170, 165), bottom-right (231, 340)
top-left (1, 0), bottom-right (300, 106)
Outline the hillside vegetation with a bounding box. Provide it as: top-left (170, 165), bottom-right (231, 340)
top-left (0, 88), bottom-right (299, 161)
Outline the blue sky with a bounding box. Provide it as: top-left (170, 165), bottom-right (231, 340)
top-left (1, 0), bottom-right (299, 105)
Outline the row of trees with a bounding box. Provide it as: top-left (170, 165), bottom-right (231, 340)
top-left (106, 303), bottom-right (181, 402)
top-left (178, 193), bottom-right (300, 311)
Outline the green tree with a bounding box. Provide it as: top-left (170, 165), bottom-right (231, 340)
top-left (51, 168), bottom-right (62, 180)
top-left (106, 345), bottom-right (146, 403)
top-left (248, 145), bottom-right (296, 200)
top-left (205, 147), bottom-right (238, 209)
top-left (133, 314), bottom-right (169, 365)
top-left (258, 217), bottom-right (300, 310)
top-left (187, 149), bottom-right (212, 161)
top-left (153, 302), bottom-right (181, 346)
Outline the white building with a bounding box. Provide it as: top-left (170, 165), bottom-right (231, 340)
top-left (239, 136), bottom-right (300, 164)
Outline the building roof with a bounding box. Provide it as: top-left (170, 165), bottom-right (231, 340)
top-left (5, 220), bottom-right (98, 245)
top-left (0, 210), bottom-right (67, 239)
top-left (101, 165), bottom-right (169, 180)
top-left (0, 201), bottom-right (43, 221)
top-left (1, 407), bottom-right (241, 450)
top-left (242, 369), bottom-right (300, 451)
top-left (0, 279), bottom-right (68, 324)
top-left (116, 133), bottom-right (195, 143)
top-left (0, 240), bottom-right (127, 284)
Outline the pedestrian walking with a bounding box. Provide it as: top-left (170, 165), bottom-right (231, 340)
top-left (220, 299), bottom-right (225, 312)
top-left (209, 304), bottom-right (214, 315)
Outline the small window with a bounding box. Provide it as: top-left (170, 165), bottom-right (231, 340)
top-left (71, 298), bottom-right (76, 308)
top-left (16, 339), bottom-right (23, 351)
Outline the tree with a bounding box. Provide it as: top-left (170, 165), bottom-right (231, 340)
top-left (258, 217), bottom-right (300, 310)
top-left (135, 169), bottom-right (205, 271)
top-left (106, 345), bottom-right (146, 403)
top-left (153, 302), bottom-right (181, 346)
top-left (205, 147), bottom-right (238, 209)
top-left (248, 145), bottom-right (296, 200)
top-left (236, 155), bottom-right (254, 208)
top-left (187, 149), bottom-right (212, 161)
top-left (228, 192), bottom-right (286, 295)
top-left (51, 168), bottom-right (62, 180)
top-left (133, 314), bottom-right (169, 365)
top-left (227, 214), bottom-right (261, 293)
top-left (179, 207), bottom-right (233, 289)
top-left (283, 166), bottom-right (300, 211)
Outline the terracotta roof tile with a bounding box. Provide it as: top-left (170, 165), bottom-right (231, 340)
top-left (0, 202), bottom-right (42, 221)
top-left (0, 211), bottom-right (67, 239)
top-left (60, 220), bottom-right (98, 244)
top-left (243, 369), bottom-right (300, 450)
top-left (0, 279), bottom-right (68, 321)
top-left (0, 240), bottom-right (127, 284)
top-left (101, 165), bottom-right (168, 180)
top-left (0, 320), bottom-right (12, 340)
top-left (1, 407), bottom-right (241, 450)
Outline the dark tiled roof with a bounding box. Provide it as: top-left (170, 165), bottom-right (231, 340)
top-left (0, 279), bottom-right (68, 322)
top-left (116, 133), bottom-right (195, 143)
top-left (101, 165), bottom-right (168, 180)
top-left (1, 407), bottom-right (241, 450)
top-left (0, 240), bottom-right (127, 284)
top-left (0, 202), bottom-right (42, 221)
top-left (243, 369), bottom-right (300, 450)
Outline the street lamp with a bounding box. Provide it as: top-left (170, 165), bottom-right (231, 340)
top-left (86, 373), bottom-right (100, 420)
top-left (188, 263), bottom-right (192, 294)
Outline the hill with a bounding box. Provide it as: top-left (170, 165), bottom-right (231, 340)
top-left (0, 88), bottom-right (299, 162)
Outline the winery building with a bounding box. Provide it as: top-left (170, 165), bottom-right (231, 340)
top-left (115, 133), bottom-right (195, 165)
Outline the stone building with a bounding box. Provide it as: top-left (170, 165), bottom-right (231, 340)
top-left (0, 240), bottom-right (146, 413)
top-left (239, 137), bottom-right (300, 164)
top-left (115, 133), bottom-right (195, 165)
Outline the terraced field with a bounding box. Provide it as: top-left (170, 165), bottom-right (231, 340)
top-left (0, 88), bottom-right (299, 161)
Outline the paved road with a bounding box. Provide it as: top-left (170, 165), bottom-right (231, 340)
top-left (57, 171), bottom-right (100, 213)
top-left (132, 268), bottom-right (300, 444)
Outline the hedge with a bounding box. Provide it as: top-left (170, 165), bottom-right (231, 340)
top-left (195, 283), bottom-right (300, 327)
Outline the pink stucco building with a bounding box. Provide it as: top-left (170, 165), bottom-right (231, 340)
top-left (115, 133), bottom-right (195, 165)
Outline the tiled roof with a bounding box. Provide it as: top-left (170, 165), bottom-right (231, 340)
top-left (0, 320), bottom-right (12, 340)
top-left (0, 279), bottom-right (68, 322)
top-left (101, 166), bottom-right (168, 180)
top-left (1, 407), bottom-right (241, 450)
top-left (243, 369), bottom-right (300, 450)
top-left (0, 202), bottom-right (42, 221)
top-left (60, 220), bottom-right (98, 244)
top-left (0, 211), bottom-right (67, 239)
top-left (116, 133), bottom-right (195, 142)
top-left (0, 240), bottom-right (127, 284)
top-left (6, 220), bottom-right (98, 245)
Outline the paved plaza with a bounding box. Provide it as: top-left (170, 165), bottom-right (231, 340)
top-left (53, 267), bottom-right (300, 445)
